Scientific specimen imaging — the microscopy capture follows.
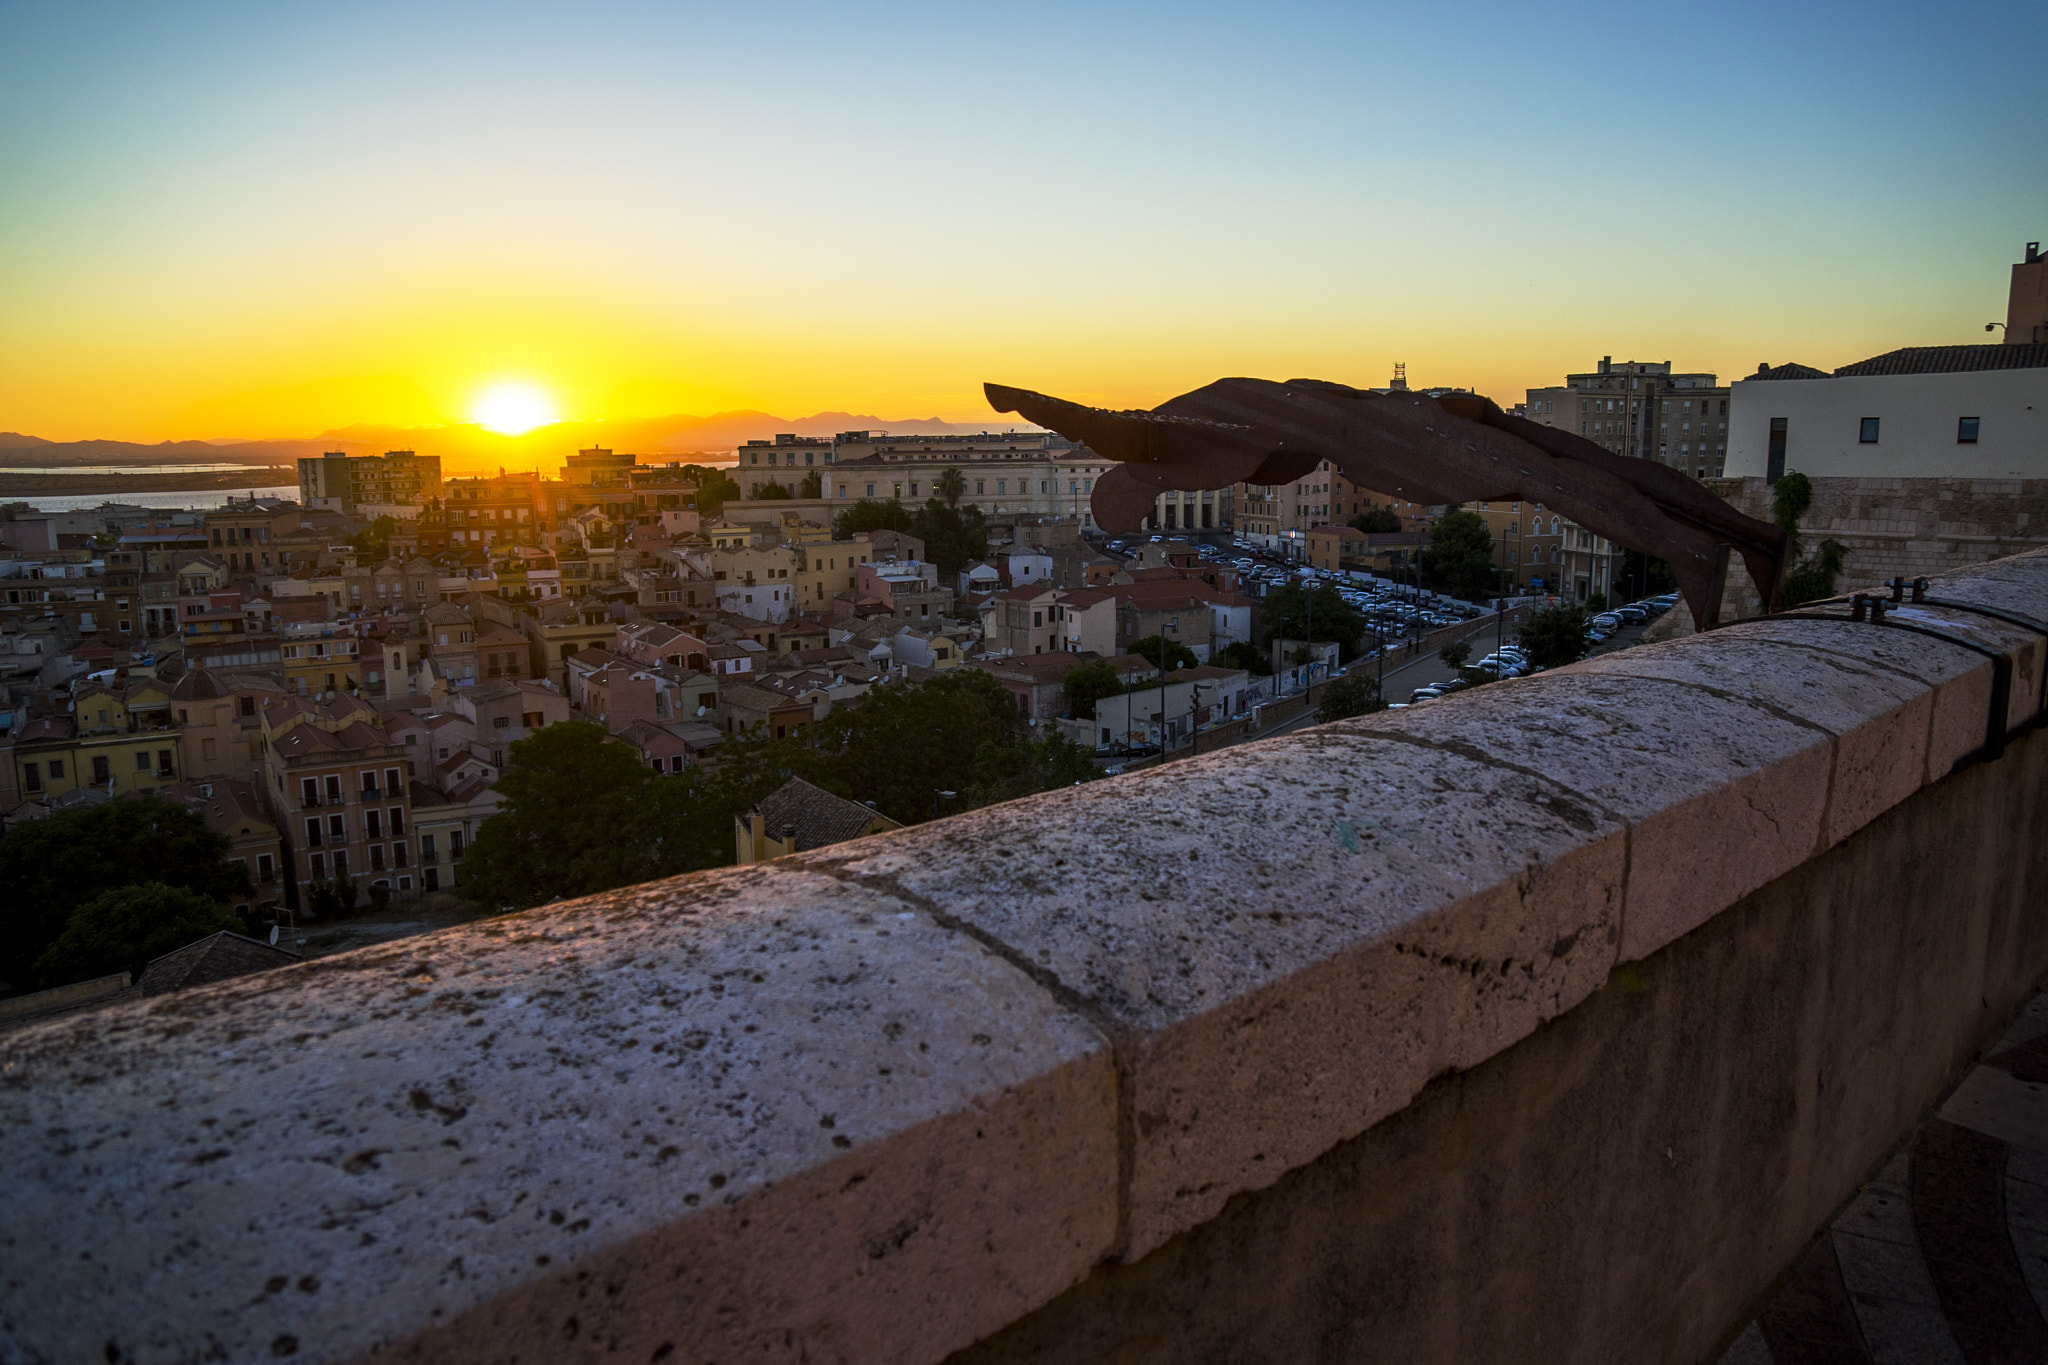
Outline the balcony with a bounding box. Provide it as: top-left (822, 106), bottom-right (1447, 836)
top-left (8, 552), bottom-right (2048, 1361)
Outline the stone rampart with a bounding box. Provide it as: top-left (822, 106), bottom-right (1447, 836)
top-left (8, 552), bottom-right (2048, 1363)
top-left (1708, 475), bottom-right (2048, 616)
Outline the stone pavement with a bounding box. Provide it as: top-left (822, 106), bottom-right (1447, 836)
top-left (1719, 992), bottom-right (2048, 1364)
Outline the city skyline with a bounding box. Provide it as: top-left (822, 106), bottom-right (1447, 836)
top-left (3, 0), bottom-right (2042, 443)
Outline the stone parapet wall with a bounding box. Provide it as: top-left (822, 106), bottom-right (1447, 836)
top-left (1706, 475), bottom-right (2048, 617)
top-left (8, 552), bottom-right (2048, 1363)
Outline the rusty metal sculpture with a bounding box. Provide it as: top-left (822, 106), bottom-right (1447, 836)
top-left (985, 377), bottom-right (1786, 626)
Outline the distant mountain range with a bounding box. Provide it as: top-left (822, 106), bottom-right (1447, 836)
top-left (0, 410), bottom-right (1035, 472)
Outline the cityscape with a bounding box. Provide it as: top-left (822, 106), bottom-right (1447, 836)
top-left (2, 3), bottom-right (2045, 1363)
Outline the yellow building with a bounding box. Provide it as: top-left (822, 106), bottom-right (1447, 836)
top-left (734, 777), bottom-right (902, 864)
top-left (12, 682), bottom-right (183, 803)
top-left (279, 627), bottom-right (363, 697)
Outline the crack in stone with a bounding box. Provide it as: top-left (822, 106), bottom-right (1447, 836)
top-left (801, 860), bottom-right (1139, 1263)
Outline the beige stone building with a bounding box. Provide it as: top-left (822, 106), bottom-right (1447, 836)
top-left (1521, 357), bottom-right (1730, 480)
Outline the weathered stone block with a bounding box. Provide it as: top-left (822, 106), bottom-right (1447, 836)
top-left (0, 869), bottom-right (1118, 1364)
top-left (807, 734), bottom-right (1626, 1257)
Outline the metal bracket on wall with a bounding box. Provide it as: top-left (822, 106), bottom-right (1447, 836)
top-left (1738, 592), bottom-right (2026, 769)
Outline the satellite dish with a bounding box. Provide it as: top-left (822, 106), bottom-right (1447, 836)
top-left (269, 926), bottom-right (280, 945)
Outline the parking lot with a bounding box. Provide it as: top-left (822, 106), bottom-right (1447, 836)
top-left (1094, 532), bottom-right (1675, 739)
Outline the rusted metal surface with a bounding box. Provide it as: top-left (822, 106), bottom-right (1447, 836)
top-left (985, 377), bottom-right (1788, 626)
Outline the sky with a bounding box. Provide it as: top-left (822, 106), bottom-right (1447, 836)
top-left (1, 0), bottom-right (2042, 444)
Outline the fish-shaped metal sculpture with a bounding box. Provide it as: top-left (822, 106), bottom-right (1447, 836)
top-left (985, 377), bottom-right (1786, 626)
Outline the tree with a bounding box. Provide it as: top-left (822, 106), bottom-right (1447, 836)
top-left (1128, 634), bottom-right (1200, 672)
top-left (1586, 592), bottom-right (1609, 613)
top-left (1438, 640), bottom-right (1470, 669)
top-left (1517, 605), bottom-right (1592, 669)
top-left (349, 515), bottom-right (399, 565)
top-left (756, 481), bottom-right (792, 501)
top-left (1349, 506), bottom-right (1402, 534)
top-left (693, 468), bottom-right (743, 517)
top-left (1259, 583), bottom-right (1368, 659)
top-left (0, 796), bottom-right (249, 993)
top-left (459, 722), bottom-right (671, 910)
top-left (34, 883), bottom-right (241, 988)
top-left (908, 499), bottom-right (990, 578)
top-left (1063, 660), bottom-right (1127, 719)
top-left (834, 497), bottom-right (916, 538)
top-left (964, 734), bottom-right (1098, 808)
top-left (799, 470), bottom-right (823, 499)
top-left (936, 467), bottom-right (967, 509)
top-left (1213, 640), bottom-right (1273, 676)
top-left (1316, 673), bottom-right (1382, 723)
top-left (1422, 510), bottom-right (1499, 602)
top-left (804, 669), bottom-right (1024, 825)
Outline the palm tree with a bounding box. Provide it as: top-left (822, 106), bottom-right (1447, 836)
top-left (936, 466), bottom-right (966, 509)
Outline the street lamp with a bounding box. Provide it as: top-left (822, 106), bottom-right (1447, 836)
top-left (932, 789), bottom-right (957, 820)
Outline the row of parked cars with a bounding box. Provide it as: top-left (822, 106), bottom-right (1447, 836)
top-left (1395, 593), bottom-right (1680, 707)
top-left (1588, 593), bottom-right (1679, 643)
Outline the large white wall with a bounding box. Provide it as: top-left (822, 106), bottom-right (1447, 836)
top-left (1726, 367), bottom-right (2048, 479)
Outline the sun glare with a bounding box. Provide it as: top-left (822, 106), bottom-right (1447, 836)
top-left (471, 381), bottom-right (560, 435)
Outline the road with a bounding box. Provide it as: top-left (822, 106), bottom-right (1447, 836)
top-left (1259, 609), bottom-right (1656, 739)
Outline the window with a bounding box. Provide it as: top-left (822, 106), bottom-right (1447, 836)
top-left (306, 817), bottom-right (323, 847)
top-left (1859, 417), bottom-right (1880, 444)
top-left (258, 854), bottom-right (274, 882)
top-left (424, 865), bottom-right (440, 891)
top-left (329, 813), bottom-right (346, 842)
top-left (1767, 418), bottom-right (1788, 484)
top-left (1959, 416), bottom-right (1981, 443)
top-left (365, 809), bottom-right (382, 840)
top-left (420, 833), bottom-right (438, 862)
top-left (135, 751), bottom-right (151, 771)
top-left (333, 851), bottom-right (348, 878)
top-left (370, 844), bottom-right (386, 871)
top-left (325, 774), bottom-right (343, 802)
top-left (92, 755), bottom-right (112, 783)
top-left (22, 762), bottom-right (40, 792)
top-left (450, 830), bottom-right (466, 860)
top-left (48, 760), bottom-right (63, 780)
top-left (390, 807), bottom-right (405, 836)
top-left (385, 767), bottom-right (401, 795)
top-left (310, 852), bottom-right (326, 880)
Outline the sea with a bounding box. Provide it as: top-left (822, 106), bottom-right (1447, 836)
top-left (8, 477), bottom-right (300, 514)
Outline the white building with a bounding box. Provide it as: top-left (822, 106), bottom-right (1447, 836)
top-left (1726, 346), bottom-right (2048, 482)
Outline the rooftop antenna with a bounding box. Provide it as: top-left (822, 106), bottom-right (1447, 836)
top-left (1390, 363), bottom-right (1408, 392)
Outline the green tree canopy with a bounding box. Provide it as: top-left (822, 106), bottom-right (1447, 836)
top-left (1063, 660), bottom-right (1127, 719)
top-left (1259, 583), bottom-right (1368, 659)
top-left (349, 514), bottom-right (399, 565)
top-left (1422, 510), bottom-right (1500, 602)
top-left (1316, 672), bottom-right (1382, 723)
top-left (1349, 506), bottom-right (1402, 534)
top-left (1127, 634), bottom-right (1201, 671)
top-left (0, 796), bottom-right (249, 992)
top-left (1212, 640), bottom-right (1273, 676)
top-left (1438, 640), bottom-right (1471, 669)
top-left (798, 470), bottom-right (823, 498)
top-left (1516, 605), bottom-right (1592, 669)
top-left (834, 497), bottom-right (916, 538)
top-left (35, 883), bottom-right (241, 988)
top-left (692, 468), bottom-right (743, 517)
top-left (909, 500), bottom-right (989, 578)
top-left (803, 669), bottom-right (1024, 825)
top-left (459, 722), bottom-right (670, 910)
top-left (963, 734), bottom-right (1098, 808)
top-left (936, 466), bottom-right (967, 509)
top-left (756, 481), bottom-right (792, 501)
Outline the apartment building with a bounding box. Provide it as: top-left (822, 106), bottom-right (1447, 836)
top-left (1522, 357), bottom-right (1730, 479)
top-left (297, 450), bottom-right (443, 515)
top-left (257, 695), bottom-right (418, 901)
top-left (736, 430), bottom-right (1120, 528)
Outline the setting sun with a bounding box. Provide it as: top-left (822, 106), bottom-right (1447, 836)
top-left (470, 381), bottom-right (560, 435)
